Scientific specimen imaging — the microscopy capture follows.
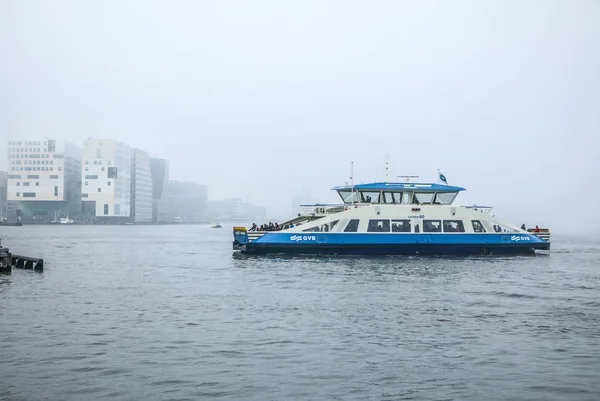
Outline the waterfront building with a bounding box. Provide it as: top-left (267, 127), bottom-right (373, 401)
top-left (81, 139), bottom-right (132, 223)
top-left (150, 158), bottom-right (169, 223)
top-left (159, 180), bottom-right (208, 223)
top-left (131, 149), bottom-right (153, 223)
top-left (6, 139), bottom-right (81, 221)
top-left (0, 171), bottom-right (7, 219)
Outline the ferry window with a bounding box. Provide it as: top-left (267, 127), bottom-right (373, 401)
top-left (434, 192), bottom-right (457, 205)
top-left (413, 193), bottom-right (434, 204)
top-left (423, 220), bottom-right (442, 232)
top-left (361, 192), bottom-right (380, 203)
top-left (344, 219), bottom-right (360, 232)
top-left (391, 219), bottom-right (411, 232)
top-left (367, 219), bottom-right (390, 232)
top-left (402, 193), bottom-right (412, 204)
top-left (472, 220), bottom-right (486, 233)
top-left (338, 190), bottom-right (360, 204)
top-left (383, 192), bottom-right (401, 204)
top-left (443, 220), bottom-right (465, 232)
top-left (304, 220), bottom-right (339, 232)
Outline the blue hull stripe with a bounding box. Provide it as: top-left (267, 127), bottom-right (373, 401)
top-left (235, 232), bottom-right (550, 255)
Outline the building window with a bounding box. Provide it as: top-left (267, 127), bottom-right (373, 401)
top-left (85, 167), bottom-right (89, 171)
top-left (104, 204), bottom-right (109, 215)
top-left (16, 182), bottom-right (20, 186)
top-left (85, 181), bottom-right (88, 186)
top-left (50, 175), bottom-right (58, 179)
top-left (23, 192), bottom-right (36, 198)
top-left (23, 182), bottom-right (30, 186)
top-left (107, 181), bottom-right (111, 186)
top-left (16, 192), bottom-right (20, 197)
top-left (98, 188), bottom-right (101, 192)
top-left (85, 175), bottom-right (98, 179)
top-left (35, 182), bottom-right (39, 187)
top-left (101, 167), bottom-right (105, 171)
top-left (344, 219), bottom-right (360, 232)
top-left (54, 186), bottom-right (58, 196)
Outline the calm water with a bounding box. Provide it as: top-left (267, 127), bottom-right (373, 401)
top-left (1, 225), bottom-right (599, 401)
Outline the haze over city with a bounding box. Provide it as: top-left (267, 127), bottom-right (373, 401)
top-left (1, 0), bottom-right (599, 232)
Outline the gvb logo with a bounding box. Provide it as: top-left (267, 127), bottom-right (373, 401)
top-left (511, 235), bottom-right (530, 241)
top-left (290, 235), bottom-right (316, 242)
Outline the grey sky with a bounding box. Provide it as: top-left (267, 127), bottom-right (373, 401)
top-left (1, 0), bottom-right (599, 233)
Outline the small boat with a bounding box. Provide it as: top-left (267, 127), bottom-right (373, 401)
top-left (59, 216), bottom-right (75, 224)
top-left (211, 223), bottom-right (222, 228)
top-left (233, 176), bottom-right (551, 255)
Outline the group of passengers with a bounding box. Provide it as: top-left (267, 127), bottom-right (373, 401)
top-left (249, 222), bottom-right (292, 232)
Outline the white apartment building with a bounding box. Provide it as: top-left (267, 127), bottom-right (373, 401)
top-left (6, 139), bottom-right (81, 218)
top-left (81, 139), bottom-right (132, 220)
top-left (131, 149), bottom-right (153, 223)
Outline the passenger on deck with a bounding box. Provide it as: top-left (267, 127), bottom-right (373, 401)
top-left (521, 224), bottom-right (526, 231)
top-left (535, 225), bottom-right (540, 233)
top-left (250, 223), bottom-right (257, 231)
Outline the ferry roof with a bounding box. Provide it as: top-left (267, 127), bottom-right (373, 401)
top-left (331, 182), bottom-right (466, 192)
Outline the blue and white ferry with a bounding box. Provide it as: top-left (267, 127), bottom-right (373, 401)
top-left (232, 180), bottom-right (551, 255)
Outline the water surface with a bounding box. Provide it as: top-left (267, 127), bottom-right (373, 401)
top-left (1, 225), bottom-right (599, 400)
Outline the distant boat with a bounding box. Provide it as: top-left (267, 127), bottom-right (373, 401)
top-left (211, 223), bottom-right (222, 228)
top-left (59, 217), bottom-right (75, 224)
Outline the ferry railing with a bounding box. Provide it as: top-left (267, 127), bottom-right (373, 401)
top-left (298, 204), bottom-right (346, 216)
top-left (527, 228), bottom-right (551, 243)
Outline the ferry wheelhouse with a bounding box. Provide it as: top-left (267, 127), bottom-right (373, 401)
top-left (233, 181), bottom-right (550, 255)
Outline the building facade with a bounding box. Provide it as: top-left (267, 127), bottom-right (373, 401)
top-left (6, 139), bottom-right (81, 221)
top-left (150, 158), bottom-right (169, 223)
top-left (159, 180), bottom-right (208, 223)
top-left (0, 171), bottom-right (7, 220)
top-left (81, 139), bottom-right (132, 223)
top-left (131, 149), bottom-right (153, 223)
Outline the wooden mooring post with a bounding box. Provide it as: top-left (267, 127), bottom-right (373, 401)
top-left (0, 246), bottom-right (11, 273)
top-left (0, 239), bottom-right (44, 272)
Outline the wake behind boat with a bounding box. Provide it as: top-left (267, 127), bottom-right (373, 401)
top-left (233, 176), bottom-right (550, 255)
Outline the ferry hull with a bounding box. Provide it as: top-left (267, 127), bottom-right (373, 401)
top-left (237, 242), bottom-right (549, 255)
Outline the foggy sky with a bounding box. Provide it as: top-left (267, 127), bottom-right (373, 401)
top-left (1, 0), bottom-right (599, 233)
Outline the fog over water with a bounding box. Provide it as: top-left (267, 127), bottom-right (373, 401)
top-left (1, 1), bottom-right (599, 232)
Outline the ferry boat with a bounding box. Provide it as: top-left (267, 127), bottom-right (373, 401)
top-left (232, 179), bottom-right (551, 255)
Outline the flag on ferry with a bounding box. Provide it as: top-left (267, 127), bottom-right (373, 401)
top-left (438, 170), bottom-right (447, 184)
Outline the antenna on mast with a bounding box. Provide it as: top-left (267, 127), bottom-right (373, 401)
top-left (384, 154), bottom-right (390, 182)
top-left (350, 161), bottom-right (356, 203)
